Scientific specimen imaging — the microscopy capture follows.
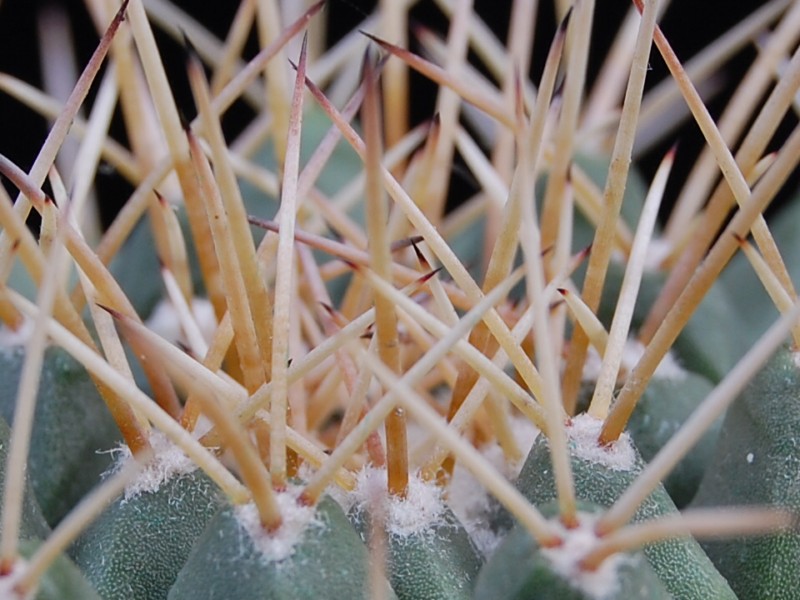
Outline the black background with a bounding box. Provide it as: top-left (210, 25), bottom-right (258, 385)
top-left (0, 0), bottom-right (792, 225)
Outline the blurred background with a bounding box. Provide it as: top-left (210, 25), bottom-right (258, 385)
top-left (0, 0), bottom-right (790, 226)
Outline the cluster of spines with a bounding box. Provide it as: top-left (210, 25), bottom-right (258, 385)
top-left (0, 0), bottom-right (798, 598)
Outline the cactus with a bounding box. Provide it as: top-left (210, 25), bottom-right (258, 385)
top-left (0, 1), bottom-right (799, 599)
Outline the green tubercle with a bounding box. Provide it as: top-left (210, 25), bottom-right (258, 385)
top-left (168, 495), bottom-right (396, 600)
top-left (514, 415), bottom-right (735, 599)
top-left (70, 441), bottom-right (224, 600)
top-left (0, 345), bottom-right (121, 526)
top-left (474, 503), bottom-right (670, 600)
top-left (691, 344), bottom-right (800, 599)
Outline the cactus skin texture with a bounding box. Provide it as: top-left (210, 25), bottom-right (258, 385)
top-left (691, 345), bottom-right (800, 600)
top-left (168, 496), bottom-right (396, 600)
top-left (0, 417), bottom-right (50, 542)
top-left (1, 1), bottom-right (800, 598)
top-left (514, 432), bottom-right (736, 599)
top-left (350, 504), bottom-right (482, 600)
top-left (626, 373), bottom-right (720, 508)
top-left (0, 346), bottom-right (120, 526)
top-left (474, 503), bottom-right (670, 600)
top-left (16, 540), bottom-right (102, 600)
top-left (70, 470), bottom-right (224, 600)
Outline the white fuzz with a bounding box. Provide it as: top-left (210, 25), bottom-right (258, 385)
top-left (567, 414), bottom-right (635, 471)
top-left (108, 432), bottom-right (197, 500)
top-left (0, 559), bottom-right (29, 600)
top-left (448, 416), bottom-right (540, 557)
top-left (583, 338), bottom-right (686, 382)
top-left (348, 467), bottom-right (446, 537)
top-left (144, 297), bottom-right (216, 346)
top-left (0, 318), bottom-right (34, 351)
top-left (540, 512), bottom-right (630, 599)
top-left (235, 487), bottom-right (319, 562)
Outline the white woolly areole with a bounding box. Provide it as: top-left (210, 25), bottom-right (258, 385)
top-left (347, 467), bottom-right (446, 537)
top-left (448, 416), bottom-right (540, 557)
top-left (540, 512), bottom-right (631, 599)
top-left (0, 317), bottom-right (34, 351)
top-left (235, 487), bottom-right (320, 563)
top-left (567, 414), bottom-right (635, 471)
top-left (144, 297), bottom-right (216, 345)
top-left (0, 558), bottom-right (30, 600)
top-left (109, 432), bottom-right (197, 500)
top-left (582, 338), bottom-right (686, 383)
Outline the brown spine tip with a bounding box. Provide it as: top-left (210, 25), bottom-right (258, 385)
top-left (359, 29), bottom-right (383, 46)
top-left (0, 557), bottom-right (15, 576)
top-left (540, 534), bottom-right (565, 550)
top-left (561, 512), bottom-right (581, 530)
top-left (95, 303), bottom-right (123, 320)
top-left (116, 0), bottom-right (130, 22)
top-left (390, 235), bottom-right (423, 252)
top-left (418, 266), bottom-right (443, 284)
top-left (665, 141), bottom-right (679, 160)
top-left (341, 258), bottom-right (360, 272)
top-left (410, 240), bottom-right (429, 267)
top-left (296, 491), bottom-right (315, 507)
top-left (558, 5), bottom-right (574, 32)
top-left (181, 30), bottom-right (201, 65)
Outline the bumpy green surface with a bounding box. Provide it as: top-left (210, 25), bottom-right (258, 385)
top-left (598, 262), bottom-right (744, 383)
top-left (168, 496), bottom-right (396, 600)
top-left (721, 197), bottom-right (800, 350)
top-left (474, 504), bottom-right (670, 600)
top-left (18, 539), bottom-right (101, 600)
top-left (109, 216), bottom-right (203, 320)
top-left (351, 504), bottom-right (482, 600)
top-left (0, 346), bottom-right (121, 526)
top-left (71, 468), bottom-right (224, 600)
top-left (515, 431), bottom-right (735, 599)
top-left (627, 372), bottom-right (719, 507)
top-left (0, 416), bottom-right (50, 540)
top-left (691, 345), bottom-right (800, 599)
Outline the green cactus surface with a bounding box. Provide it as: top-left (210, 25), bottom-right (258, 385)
top-left (0, 0), bottom-right (798, 598)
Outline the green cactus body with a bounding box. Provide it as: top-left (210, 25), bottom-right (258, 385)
top-left (168, 495), bottom-right (396, 600)
top-left (691, 344), bottom-right (800, 599)
top-left (71, 462), bottom-right (224, 600)
top-left (626, 372), bottom-right (720, 507)
top-left (16, 540), bottom-right (101, 600)
top-left (721, 198), bottom-right (800, 350)
top-left (0, 345), bottom-right (121, 525)
top-left (598, 263), bottom-right (744, 383)
top-left (474, 503), bottom-right (670, 600)
top-left (515, 416), bottom-right (735, 599)
top-left (1, 1), bottom-right (798, 599)
top-left (0, 416), bottom-right (50, 541)
top-left (109, 215), bottom-right (206, 322)
top-left (350, 503), bottom-right (482, 600)
top-left (576, 363), bottom-right (719, 507)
